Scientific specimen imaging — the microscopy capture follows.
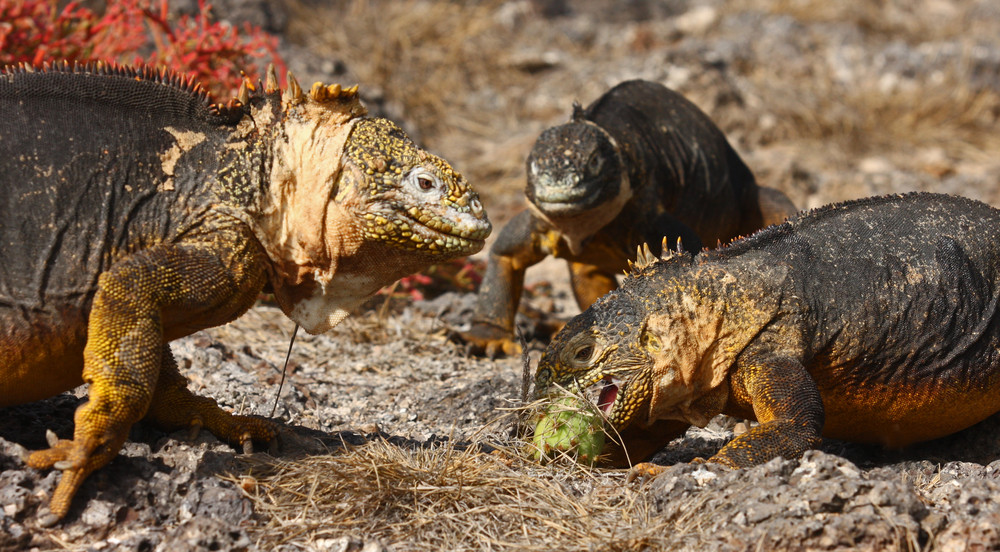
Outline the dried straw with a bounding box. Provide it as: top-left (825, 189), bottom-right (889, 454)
top-left (233, 435), bottom-right (675, 551)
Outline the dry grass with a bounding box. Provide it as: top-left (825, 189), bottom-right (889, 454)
top-left (740, 0), bottom-right (988, 41)
top-left (284, 0), bottom-right (538, 141)
top-left (712, 0), bottom-right (1000, 161)
top-left (235, 438), bottom-right (673, 551)
top-left (742, 62), bottom-right (1000, 161)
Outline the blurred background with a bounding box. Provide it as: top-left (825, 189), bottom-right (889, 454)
top-left (272, 0), bottom-right (1000, 226)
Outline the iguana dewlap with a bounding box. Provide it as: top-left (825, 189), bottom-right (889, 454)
top-left (0, 61), bottom-right (490, 523)
top-left (535, 192), bottom-right (1000, 469)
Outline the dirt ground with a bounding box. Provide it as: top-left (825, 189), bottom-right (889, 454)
top-left (5, 0), bottom-right (1000, 550)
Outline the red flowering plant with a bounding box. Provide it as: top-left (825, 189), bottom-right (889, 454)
top-left (0, 0), bottom-right (283, 97)
top-left (380, 257), bottom-right (485, 302)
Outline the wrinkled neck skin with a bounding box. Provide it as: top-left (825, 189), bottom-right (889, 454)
top-left (526, 121), bottom-right (632, 256)
top-left (247, 100), bottom-right (370, 334)
top-left (643, 260), bottom-right (787, 428)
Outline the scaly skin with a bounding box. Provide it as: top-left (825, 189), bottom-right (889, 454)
top-left (460, 80), bottom-right (796, 358)
top-left (534, 192), bottom-right (1000, 472)
top-left (0, 62), bottom-right (490, 522)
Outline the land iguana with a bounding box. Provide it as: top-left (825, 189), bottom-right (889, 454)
top-left (0, 61), bottom-right (491, 523)
top-left (457, 79), bottom-right (796, 358)
top-left (533, 192), bottom-right (1000, 471)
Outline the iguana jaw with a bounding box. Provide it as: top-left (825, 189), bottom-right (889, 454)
top-left (525, 172), bottom-right (631, 256)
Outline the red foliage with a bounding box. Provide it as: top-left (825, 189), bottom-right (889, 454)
top-left (381, 257), bottom-right (485, 301)
top-left (0, 0), bottom-right (284, 98)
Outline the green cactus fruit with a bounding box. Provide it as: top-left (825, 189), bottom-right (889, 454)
top-left (530, 395), bottom-right (606, 466)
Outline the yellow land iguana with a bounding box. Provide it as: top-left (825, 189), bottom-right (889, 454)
top-left (534, 193), bottom-right (1000, 473)
top-left (0, 61), bottom-right (491, 524)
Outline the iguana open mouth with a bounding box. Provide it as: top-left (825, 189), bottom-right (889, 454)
top-left (595, 376), bottom-right (620, 414)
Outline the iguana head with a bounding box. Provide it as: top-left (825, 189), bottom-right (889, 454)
top-left (249, 70), bottom-right (491, 333)
top-left (534, 241), bottom-right (733, 435)
top-left (523, 105), bottom-right (631, 254)
top-left (339, 117), bottom-right (489, 255)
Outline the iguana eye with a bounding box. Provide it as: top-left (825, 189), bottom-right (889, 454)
top-left (405, 168), bottom-right (440, 193)
top-left (562, 334), bottom-right (601, 368)
top-left (586, 153), bottom-right (603, 175)
top-left (567, 343), bottom-right (597, 368)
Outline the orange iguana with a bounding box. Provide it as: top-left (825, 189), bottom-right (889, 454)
top-left (533, 193), bottom-right (1000, 472)
top-left (0, 62), bottom-right (491, 524)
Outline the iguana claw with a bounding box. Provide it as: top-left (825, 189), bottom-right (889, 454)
top-left (45, 429), bottom-right (59, 447)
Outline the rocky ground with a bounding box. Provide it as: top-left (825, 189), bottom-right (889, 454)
top-left (4, 0), bottom-right (1000, 550)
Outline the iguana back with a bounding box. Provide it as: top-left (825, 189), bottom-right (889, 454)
top-left (1, 64), bottom-right (246, 410)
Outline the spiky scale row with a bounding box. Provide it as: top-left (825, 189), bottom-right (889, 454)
top-left (1, 60), bottom-right (209, 101)
top-left (1, 60), bottom-right (363, 127)
top-left (625, 236), bottom-right (687, 276)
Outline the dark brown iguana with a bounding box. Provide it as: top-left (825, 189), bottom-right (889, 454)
top-left (458, 79), bottom-right (796, 357)
top-left (533, 192), bottom-right (1000, 471)
top-left (0, 61), bottom-right (491, 524)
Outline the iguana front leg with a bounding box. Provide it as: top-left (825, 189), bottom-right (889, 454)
top-left (709, 354), bottom-right (824, 467)
top-left (26, 237), bottom-right (275, 523)
top-left (460, 210), bottom-right (547, 358)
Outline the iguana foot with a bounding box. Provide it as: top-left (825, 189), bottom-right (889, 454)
top-left (146, 348), bottom-right (280, 454)
top-left (626, 461), bottom-right (668, 483)
top-left (26, 429), bottom-right (129, 524)
top-left (454, 322), bottom-right (521, 359)
top-left (147, 389), bottom-right (279, 454)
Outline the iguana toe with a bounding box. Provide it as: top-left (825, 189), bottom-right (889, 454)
top-left (26, 433), bottom-right (126, 523)
top-left (456, 323), bottom-right (521, 359)
top-left (626, 462), bottom-right (667, 484)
